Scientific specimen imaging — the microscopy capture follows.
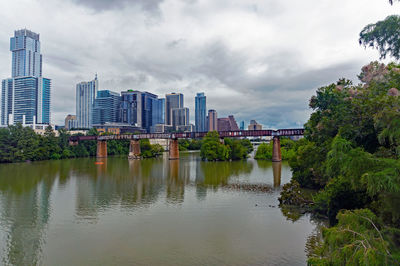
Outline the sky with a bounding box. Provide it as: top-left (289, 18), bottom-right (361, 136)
top-left (0, 0), bottom-right (397, 128)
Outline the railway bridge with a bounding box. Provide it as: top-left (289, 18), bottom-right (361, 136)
top-left (69, 129), bottom-right (304, 162)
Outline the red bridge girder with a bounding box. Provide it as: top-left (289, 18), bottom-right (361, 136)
top-left (69, 129), bottom-right (304, 142)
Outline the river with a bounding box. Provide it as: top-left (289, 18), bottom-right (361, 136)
top-left (0, 152), bottom-right (319, 265)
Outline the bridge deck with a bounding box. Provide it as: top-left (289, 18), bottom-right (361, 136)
top-left (69, 129), bottom-right (304, 142)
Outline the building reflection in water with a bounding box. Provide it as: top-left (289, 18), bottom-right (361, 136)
top-left (0, 162), bottom-right (58, 265)
top-left (0, 153), bottom-right (285, 264)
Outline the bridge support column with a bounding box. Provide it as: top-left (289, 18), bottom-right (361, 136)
top-left (96, 140), bottom-right (107, 158)
top-left (169, 138), bottom-right (179, 160)
top-left (272, 136), bottom-right (281, 162)
top-left (69, 140), bottom-right (78, 146)
top-left (128, 140), bottom-right (141, 159)
top-left (220, 138), bottom-right (225, 145)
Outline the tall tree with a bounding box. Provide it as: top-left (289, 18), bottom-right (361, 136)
top-left (359, 1), bottom-right (400, 60)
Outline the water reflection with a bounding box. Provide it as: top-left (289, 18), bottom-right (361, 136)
top-left (0, 153), bottom-right (293, 265)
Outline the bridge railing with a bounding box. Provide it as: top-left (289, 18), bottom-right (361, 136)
top-left (69, 129), bottom-right (304, 142)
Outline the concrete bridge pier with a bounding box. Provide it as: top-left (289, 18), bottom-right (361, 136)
top-left (169, 138), bottom-right (179, 160)
top-left (272, 136), bottom-right (282, 162)
top-left (129, 140), bottom-right (141, 159)
top-left (96, 140), bottom-right (108, 158)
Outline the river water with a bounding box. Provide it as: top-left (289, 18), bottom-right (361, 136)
top-left (0, 152), bottom-right (318, 265)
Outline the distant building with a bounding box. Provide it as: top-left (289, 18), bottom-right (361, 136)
top-left (195, 92), bottom-right (207, 132)
top-left (240, 121), bottom-right (245, 130)
top-left (165, 93), bottom-right (184, 125)
top-left (208, 109), bottom-right (218, 131)
top-left (248, 120), bottom-right (262, 130)
top-left (92, 90), bottom-right (121, 125)
top-left (176, 124), bottom-right (194, 133)
top-left (65, 114), bottom-right (77, 130)
top-left (76, 75), bottom-right (98, 128)
top-left (119, 90), bottom-right (162, 132)
top-left (1, 29), bottom-right (51, 126)
top-left (172, 107), bottom-right (189, 129)
top-left (92, 122), bottom-right (145, 135)
top-left (150, 124), bottom-right (173, 133)
top-left (218, 115), bottom-right (239, 131)
top-left (152, 97), bottom-right (165, 126)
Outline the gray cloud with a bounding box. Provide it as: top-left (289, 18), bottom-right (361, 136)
top-left (69, 0), bottom-right (164, 13)
top-left (0, 0), bottom-right (395, 128)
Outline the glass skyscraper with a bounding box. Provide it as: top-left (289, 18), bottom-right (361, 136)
top-left (1, 29), bottom-right (51, 126)
top-left (165, 93), bottom-right (183, 125)
top-left (76, 75), bottom-right (98, 128)
top-left (119, 90), bottom-right (162, 132)
top-left (92, 90), bottom-right (121, 125)
top-left (195, 92), bottom-right (206, 132)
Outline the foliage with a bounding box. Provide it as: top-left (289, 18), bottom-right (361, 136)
top-left (289, 62), bottom-right (400, 262)
top-left (200, 131), bottom-right (230, 161)
top-left (254, 138), bottom-right (296, 161)
top-left (359, 15), bottom-right (400, 60)
top-left (0, 125), bottom-right (163, 163)
top-left (199, 132), bottom-right (252, 161)
top-left (140, 139), bottom-right (164, 158)
top-left (309, 209), bottom-right (400, 265)
top-left (178, 139), bottom-right (202, 151)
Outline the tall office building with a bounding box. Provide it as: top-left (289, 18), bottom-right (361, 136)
top-left (151, 97), bottom-right (165, 126)
top-left (76, 75), bottom-right (98, 128)
top-left (119, 90), bottom-right (161, 132)
top-left (195, 92), bottom-right (207, 132)
top-left (248, 120), bottom-right (262, 130)
top-left (172, 107), bottom-right (189, 128)
top-left (218, 115), bottom-right (239, 131)
top-left (240, 121), bottom-right (245, 130)
top-left (1, 29), bottom-right (51, 126)
top-left (165, 93), bottom-right (183, 125)
top-left (65, 114), bottom-right (77, 130)
top-left (92, 90), bottom-right (121, 125)
top-left (208, 109), bottom-right (217, 131)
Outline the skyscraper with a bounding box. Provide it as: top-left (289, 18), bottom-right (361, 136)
top-left (165, 93), bottom-right (183, 125)
top-left (208, 109), bottom-right (217, 131)
top-left (195, 92), bottom-right (207, 132)
top-left (119, 90), bottom-right (162, 132)
top-left (172, 107), bottom-right (189, 128)
top-left (92, 90), bottom-right (121, 125)
top-left (76, 75), bottom-right (98, 128)
top-left (1, 29), bottom-right (51, 126)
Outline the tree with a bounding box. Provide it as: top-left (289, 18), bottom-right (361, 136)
top-left (359, 1), bottom-right (400, 60)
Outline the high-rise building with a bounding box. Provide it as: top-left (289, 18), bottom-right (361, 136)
top-left (195, 92), bottom-right (207, 132)
top-left (92, 90), bottom-right (121, 125)
top-left (64, 114), bottom-right (77, 130)
top-left (76, 75), bottom-right (98, 128)
top-left (11, 29), bottom-right (42, 78)
top-left (172, 107), bottom-right (189, 129)
top-left (217, 115), bottom-right (239, 131)
top-left (248, 120), bottom-right (262, 130)
top-left (208, 109), bottom-right (217, 131)
top-left (1, 29), bottom-right (51, 126)
top-left (240, 121), bottom-right (245, 130)
top-left (165, 93), bottom-right (183, 125)
top-left (151, 97), bottom-right (165, 126)
top-left (119, 90), bottom-right (161, 132)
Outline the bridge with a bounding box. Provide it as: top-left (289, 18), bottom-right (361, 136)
top-left (69, 128), bottom-right (304, 162)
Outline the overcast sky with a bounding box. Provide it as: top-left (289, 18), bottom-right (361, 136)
top-left (0, 0), bottom-right (397, 128)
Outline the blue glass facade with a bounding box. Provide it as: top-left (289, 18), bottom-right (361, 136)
top-left (92, 90), bottom-right (121, 125)
top-left (13, 77), bottom-right (37, 124)
top-left (119, 90), bottom-right (163, 132)
top-left (1, 79), bottom-right (13, 125)
top-left (1, 29), bottom-right (51, 126)
top-left (195, 92), bottom-right (206, 132)
top-left (10, 29), bottom-right (42, 78)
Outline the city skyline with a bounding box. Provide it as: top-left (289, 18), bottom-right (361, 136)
top-left (0, 1), bottom-right (395, 127)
